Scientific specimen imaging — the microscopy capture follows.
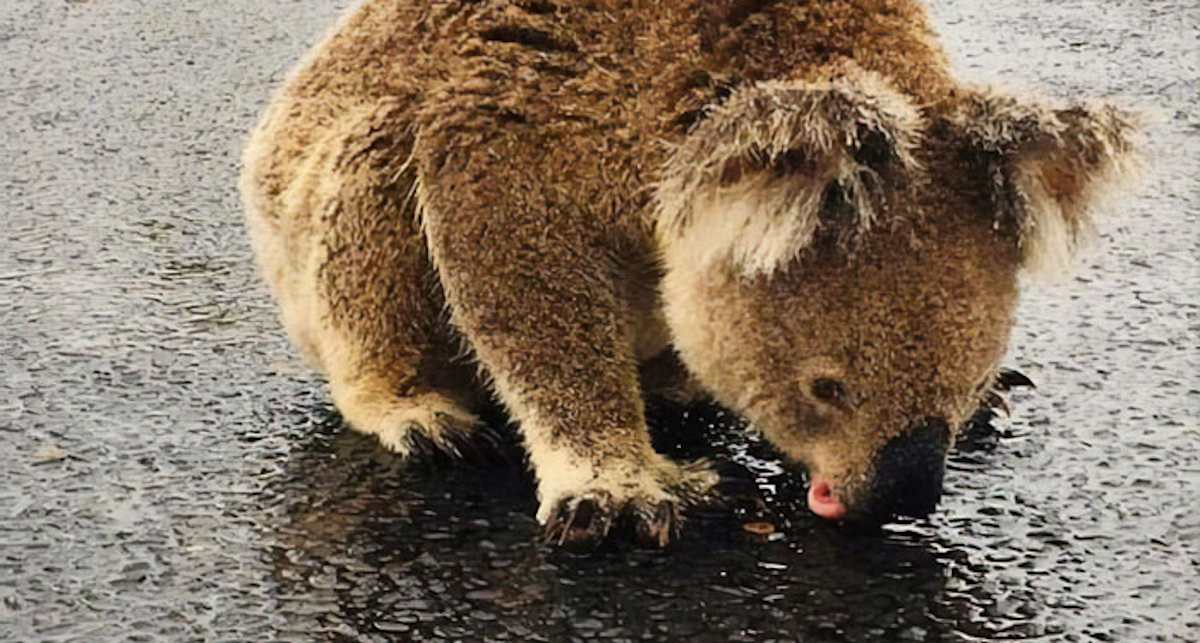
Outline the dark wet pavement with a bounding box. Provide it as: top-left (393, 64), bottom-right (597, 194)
top-left (2, 1), bottom-right (1197, 641)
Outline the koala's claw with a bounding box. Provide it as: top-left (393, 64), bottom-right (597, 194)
top-left (995, 368), bottom-right (1036, 391)
top-left (542, 492), bottom-right (687, 549)
top-left (538, 457), bottom-right (718, 548)
top-left (405, 423), bottom-right (470, 460)
top-left (543, 492), bottom-right (617, 549)
top-left (631, 499), bottom-right (683, 548)
top-left (542, 481), bottom-right (715, 549)
top-left (402, 420), bottom-right (514, 468)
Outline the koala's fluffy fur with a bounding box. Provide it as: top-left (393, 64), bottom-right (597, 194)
top-left (242, 0), bottom-right (1139, 545)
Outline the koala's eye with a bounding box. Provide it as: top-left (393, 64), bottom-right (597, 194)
top-left (811, 378), bottom-right (851, 409)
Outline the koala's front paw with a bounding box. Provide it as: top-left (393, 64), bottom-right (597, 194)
top-left (538, 459), bottom-right (718, 549)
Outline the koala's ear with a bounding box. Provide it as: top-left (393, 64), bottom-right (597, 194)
top-left (949, 91), bottom-right (1142, 277)
top-left (654, 67), bottom-right (923, 276)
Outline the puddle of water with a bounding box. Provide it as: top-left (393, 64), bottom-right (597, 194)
top-left (263, 402), bottom-right (1059, 642)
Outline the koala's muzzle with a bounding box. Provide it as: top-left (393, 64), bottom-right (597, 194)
top-left (856, 418), bottom-right (951, 524)
top-left (806, 419), bottom-right (952, 526)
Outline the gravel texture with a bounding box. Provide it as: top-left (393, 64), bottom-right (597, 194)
top-left (1, 1), bottom-right (1196, 641)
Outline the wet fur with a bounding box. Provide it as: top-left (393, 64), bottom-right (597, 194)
top-left (242, 0), bottom-right (1139, 543)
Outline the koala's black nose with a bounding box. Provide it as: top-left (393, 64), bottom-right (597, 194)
top-left (864, 418), bottom-right (951, 522)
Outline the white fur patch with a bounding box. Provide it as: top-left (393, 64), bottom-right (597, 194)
top-left (661, 174), bottom-right (815, 275)
top-left (1013, 163), bottom-right (1077, 278)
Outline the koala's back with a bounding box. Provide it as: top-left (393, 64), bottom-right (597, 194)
top-left (244, 0), bottom-right (952, 236)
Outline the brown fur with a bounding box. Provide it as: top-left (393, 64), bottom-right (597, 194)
top-left (242, 0), bottom-right (1139, 544)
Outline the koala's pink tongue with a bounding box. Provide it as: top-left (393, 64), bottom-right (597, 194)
top-left (807, 476), bottom-right (848, 520)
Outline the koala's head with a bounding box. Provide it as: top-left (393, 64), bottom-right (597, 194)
top-left (655, 65), bottom-right (1139, 526)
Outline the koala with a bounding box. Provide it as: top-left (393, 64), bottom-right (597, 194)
top-left (241, 0), bottom-right (1139, 547)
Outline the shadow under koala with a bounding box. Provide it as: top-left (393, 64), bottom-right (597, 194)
top-left (258, 387), bottom-right (1052, 642)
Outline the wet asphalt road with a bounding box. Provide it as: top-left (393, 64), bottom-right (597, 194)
top-left (1, 1), bottom-right (1197, 642)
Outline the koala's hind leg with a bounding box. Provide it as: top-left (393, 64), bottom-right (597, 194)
top-left (413, 129), bottom-right (717, 547)
top-left (304, 104), bottom-right (483, 458)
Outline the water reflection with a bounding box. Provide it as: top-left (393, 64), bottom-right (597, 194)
top-left (264, 402), bottom-right (1049, 641)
